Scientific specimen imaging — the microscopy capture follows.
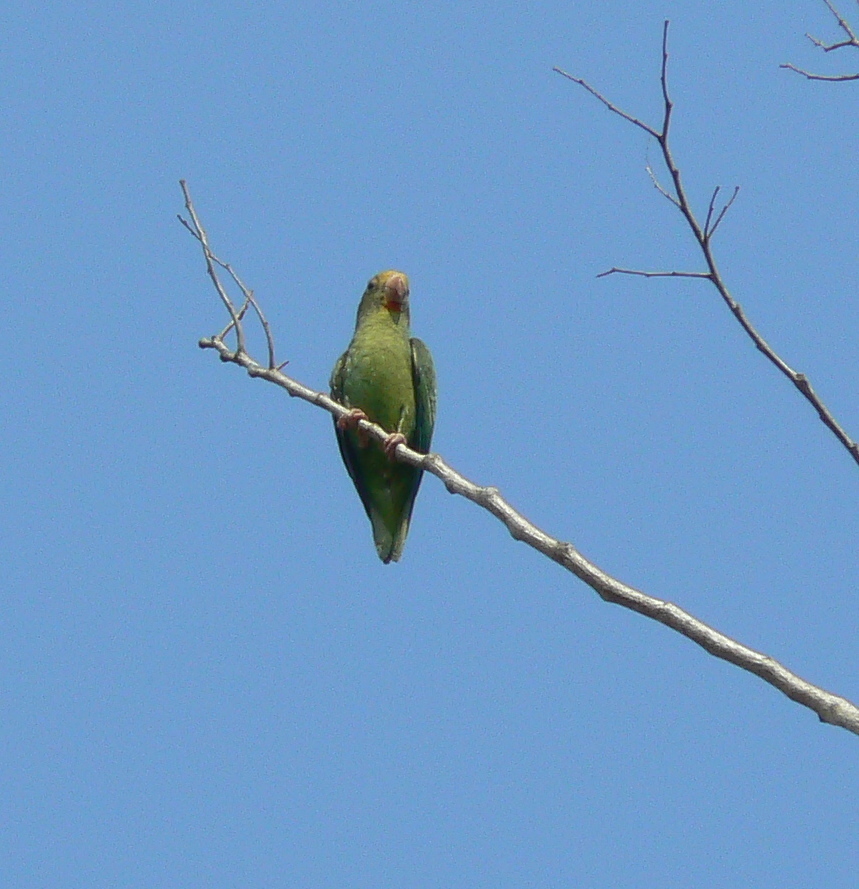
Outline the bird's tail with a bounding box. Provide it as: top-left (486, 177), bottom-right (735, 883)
top-left (371, 512), bottom-right (410, 564)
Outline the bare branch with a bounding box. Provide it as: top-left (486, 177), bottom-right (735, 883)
top-left (658, 19), bottom-right (674, 145)
top-left (179, 181), bottom-right (246, 356)
top-left (558, 22), bottom-right (859, 469)
top-left (783, 0), bottom-right (859, 80)
top-left (552, 67), bottom-right (660, 139)
top-left (646, 163), bottom-right (680, 207)
top-left (216, 297), bottom-right (250, 341)
top-left (703, 187), bottom-right (720, 238)
top-left (779, 62), bottom-right (859, 81)
top-left (179, 183), bottom-right (280, 369)
top-left (596, 267), bottom-right (711, 280)
top-left (807, 36), bottom-right (855, 51)
top-left (245, 289), bottom-right (277, 370)
top-left (821, 0), bottom-right (859, 43)
top-left (183, 181), bottom-right (859, 737)
top-left (705, 186), bottom-right (740, 240)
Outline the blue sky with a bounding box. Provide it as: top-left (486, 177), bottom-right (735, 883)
top-left (2, 1), bottom-right (859, 886)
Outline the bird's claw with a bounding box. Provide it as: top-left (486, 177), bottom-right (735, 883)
top-left (336, 408), bottom-right (368, 431)
top-left (383, 432), bottom-right (407, 460)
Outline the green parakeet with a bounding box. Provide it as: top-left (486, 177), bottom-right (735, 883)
top-left (330, 270), bottom-right (437, 563)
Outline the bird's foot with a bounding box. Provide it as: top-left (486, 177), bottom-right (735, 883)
top-left (383, 432), bottom-right (407, 460)
top-left (336, 408), bottom-right (368, 431)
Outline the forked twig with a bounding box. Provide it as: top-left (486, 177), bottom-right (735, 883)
top-left (181, 181), bottom-right (859, 737)
top-left (705, 186), bottom-right (740, 239)
top-left (179, 180), bottom-right (278, 369)
top-left (556, 21), bottom-right (859, 468)
top-left (782, 0), bottom-right (859, 80)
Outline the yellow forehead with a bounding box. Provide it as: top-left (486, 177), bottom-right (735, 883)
top-left (368, 269), bottom-right (409, 290)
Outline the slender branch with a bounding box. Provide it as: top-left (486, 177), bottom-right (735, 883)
top-left (819, 0), bottom-right (859, 44)
top-left (179, 181), bottom-right (246, 356)
top-left (182, 181), bottom-right (859, 737)
top-left (646, 163), bottom-right (681, 208)
top-left (779, 63), bottom-right (859, 81)
top-left (557, 21), bottom-right (859, 469)
top-left (808, 37), bottom-right (855, 51)
top-left (705, 186), bottom-right (739, 240)
top-left (596, 268), bottom-right (711, 280)
top-left (703, 187), bottom-right (720, 239)
top-left (246, 289), bottom-right (277, 370)
top-left (782, 0), bottom-right (859, 80)
top-left (552, 67), bottom-right (660, 139)
top-left (180, 180), bottom-right (280, 369)
top-left (216, 298), bottom-right (250, 341)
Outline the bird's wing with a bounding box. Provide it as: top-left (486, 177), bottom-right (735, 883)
top-left (410, 338), bottom-right (437, 454)
top-left (330, 351), bottom-right (374, 516)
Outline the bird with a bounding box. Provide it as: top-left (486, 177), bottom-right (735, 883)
top-left (330, 270), bottom-right (437, 563)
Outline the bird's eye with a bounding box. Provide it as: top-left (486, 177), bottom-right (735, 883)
top-left (367, 277), bottom-right (377, 289)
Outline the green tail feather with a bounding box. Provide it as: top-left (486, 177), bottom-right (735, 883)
top-left (370, 509), bottom-right (411, 564)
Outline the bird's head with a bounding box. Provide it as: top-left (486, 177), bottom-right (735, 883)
top-left (358, 270), bottom-right (410, 324)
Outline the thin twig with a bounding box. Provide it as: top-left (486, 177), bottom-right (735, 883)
top-left (596, 268), bottom-right (711, 280)
top-left (703, 187), bottom-right (720, 239)
top-left (182, 181), bottom-right (859, 737)
top-left (557, 21), bottom-right (859, 469)
top-left (782, 0), bottom-right (859, 80)
top-left (179, 181), bottom-right (245, 356)
top-left (246, 288), bottom-right (277, 370)
top-left (701, 186), bottom-right (740, 241)
top-left (779, 62), bottom-right (859, 81)
top-left (552, 67), bottom-right (660, 139)
top-left (707, 186), bottom-right (740, 239)
top-left (179, 184), bottom-right (280, 369)
top-left (646, 163), bottom-right (680, 207)
top-left (820, 0), bottom-right (859, 43)
top-left (217, 298), bottom-right (250, 341)
top-left (808, 36), bottom-right (854, 50)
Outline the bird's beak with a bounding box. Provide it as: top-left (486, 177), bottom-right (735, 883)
top-left (384, 274), bottom-right (408, 313)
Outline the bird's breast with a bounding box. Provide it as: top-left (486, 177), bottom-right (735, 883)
top-left (343, 328), bottom-right (415, 435)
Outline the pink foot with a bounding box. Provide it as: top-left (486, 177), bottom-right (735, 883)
top-left (383, 432), bottom-right (407, 460)
top-left (336, 408), bottom-right (368, 431)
